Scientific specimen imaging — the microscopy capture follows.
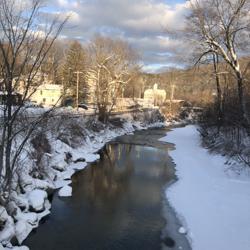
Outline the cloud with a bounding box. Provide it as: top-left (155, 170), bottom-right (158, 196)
top-left (56, 0), bottom-right (78, 9)
top-left (46, 0), bottom-right (190, 72)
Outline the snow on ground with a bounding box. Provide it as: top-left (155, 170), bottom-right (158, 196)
top-left (160, 125), bottom-right (250, 250)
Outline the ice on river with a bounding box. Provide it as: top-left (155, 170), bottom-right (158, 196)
top-left (160, 125), bottom-right (250, 250)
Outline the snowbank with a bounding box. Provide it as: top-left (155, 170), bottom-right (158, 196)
top-left (58, 185), bottom-right (72, 197)
top-left (27, 190), bottom-right (47, 212)
top-left (160, 125), bottom-right (250, 250)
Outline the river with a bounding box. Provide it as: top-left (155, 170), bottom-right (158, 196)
top-left (24, 128), bottom-right (190, 250)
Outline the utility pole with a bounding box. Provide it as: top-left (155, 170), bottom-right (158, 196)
top-left (74, 71), bottom-right (83, 110)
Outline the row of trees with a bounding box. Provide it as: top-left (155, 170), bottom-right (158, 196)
top-left (38, 36), bottom-right (140, 122)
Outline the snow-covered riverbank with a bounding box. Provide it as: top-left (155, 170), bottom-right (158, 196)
top-left (0, 110), bottom-right (168, 250)
top-left (160, 125), bottom-right (250, 250)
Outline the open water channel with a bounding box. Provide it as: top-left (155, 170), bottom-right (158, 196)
top-left (25, 128), bottom-right (191, 250)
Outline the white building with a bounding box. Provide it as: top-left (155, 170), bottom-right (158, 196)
top-left (30, 84), bottom-right (63, 107)
top-left (144, 84), bottom-right (166, 106)
top-left (16, 74), bottom-right (64, 107)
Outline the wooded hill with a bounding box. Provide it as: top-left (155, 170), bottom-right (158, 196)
top-left (142, 56), bottom-right (250, 108)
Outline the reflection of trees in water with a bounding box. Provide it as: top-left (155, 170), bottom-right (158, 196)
top-left (76, 144), bottom-right (135, 207)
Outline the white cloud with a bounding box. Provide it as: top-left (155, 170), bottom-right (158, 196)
top-left (47, 0), bottom-right (190, 71)
top-left (66, 10), bottom-right (80, 23)
top-left (57, 0), bottom-right (78, 8)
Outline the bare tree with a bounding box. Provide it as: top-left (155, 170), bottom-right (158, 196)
top-left (0, 0), bottom-right (67, 204)
top-left (41, 40), bottom-right (66, 84)
top-left (187, 0), bottom-right (250, 128)
top-left (87, 35), bottom-right (138, 122)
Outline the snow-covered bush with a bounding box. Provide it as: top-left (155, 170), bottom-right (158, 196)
top-left (132, 109), bottom-right (165, 125)
top-left (29, 133), bottom-right (52, 179)
top-left (85, 117), bottom-right (106, 132)
top-left (199, 125), bottom-right (250, 168)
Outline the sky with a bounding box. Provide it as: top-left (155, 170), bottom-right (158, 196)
top-left (46, 0), bottom-right (190, 73)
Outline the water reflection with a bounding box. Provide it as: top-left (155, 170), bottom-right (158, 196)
top-left (72, 144), bottom-right (135, 207)
top-left (25, 140), bottom-right (174, 250)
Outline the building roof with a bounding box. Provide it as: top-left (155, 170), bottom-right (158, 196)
top-left (36, 84), bottom-right (63, 91)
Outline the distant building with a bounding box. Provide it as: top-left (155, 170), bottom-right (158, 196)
top-left (1, 73), bottom-right (66, 107)
top-left (16, 73), bottom-right (64, 107)
top-left (144, 84), bottom-right (166, 106)
top-left (29, 84), bottom-right (64, 107)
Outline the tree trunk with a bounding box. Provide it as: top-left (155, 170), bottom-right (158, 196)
top-left (4, 83), bottom-right (14, 195)
top-left (98, 105), bottom-right (108, 123)
top-left (213, 54), bottom-right (223, 126)
top-left (237, 74), bottom-right (249, 131)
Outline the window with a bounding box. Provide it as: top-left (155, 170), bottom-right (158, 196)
top-left (40, 90), bottom-right (43, 95)
top-left (43, 98), bottom-right (46, 103)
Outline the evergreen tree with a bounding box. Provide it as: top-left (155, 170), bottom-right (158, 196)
top-left (61, 40), bottom-right (86, 105)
